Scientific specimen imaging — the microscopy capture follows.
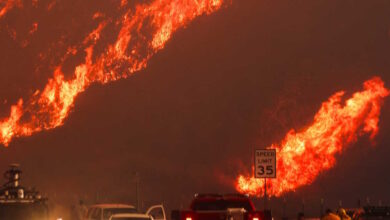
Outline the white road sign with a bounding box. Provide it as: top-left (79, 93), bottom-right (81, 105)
top-left (254, 149), bottom-right (276, 178)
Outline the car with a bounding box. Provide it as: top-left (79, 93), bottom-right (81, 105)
top-left (85, 204), bottom-right (137, 220)
top-left (172, 193), bottom-right (264, 220)
top-left (109, 205), bottom-right (166, 220)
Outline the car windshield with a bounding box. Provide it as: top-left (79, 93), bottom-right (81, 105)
top-left (192, 199), bottom-right (254, 211)
top-left (103, 208), bottom-right (137, 219)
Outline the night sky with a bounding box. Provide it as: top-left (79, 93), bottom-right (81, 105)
top-left (0, 0), bottom-right (389, 217)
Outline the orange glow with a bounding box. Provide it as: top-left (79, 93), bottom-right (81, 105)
top-left (0, 0), bottom-right (224, 146)
top-left (236, 77), bottom-right (389, 197)
top-left (29, 22), bottom-right (38, 35)
top-left (0, 0), bottom-right (22, 18)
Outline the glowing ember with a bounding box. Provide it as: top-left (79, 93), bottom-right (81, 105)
top-left (236, 77), bottom-right (389, 197)
top-left (0, 0), bottom-right (224, 146)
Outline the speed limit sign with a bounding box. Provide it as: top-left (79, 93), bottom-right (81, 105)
top-left (254, 149), bottom-right (276, 178)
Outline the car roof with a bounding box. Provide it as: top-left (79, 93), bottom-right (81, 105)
top-left (89, 204), bottom-right (136, 209)
top-left (193, 195), bottom-right (251, 202)
top-left (194, 194), bottom-right (250, 200)
top-left (111, 213), bottom-right (150, 218)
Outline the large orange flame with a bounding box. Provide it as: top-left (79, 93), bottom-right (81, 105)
top-left (236, 77), bottom-right (389, 197)
top-left (0, 0), bottom-right (224, 146)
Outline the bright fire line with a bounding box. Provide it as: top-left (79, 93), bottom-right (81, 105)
top-left (236, 77), bottom-right (389, 197)
top-left (0, 0), bottom-right (224, 146)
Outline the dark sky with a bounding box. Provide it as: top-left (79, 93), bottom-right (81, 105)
top-left (0, 0), bottom-right (389, 217)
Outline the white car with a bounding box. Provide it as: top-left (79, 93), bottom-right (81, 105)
top-left (85, 204), bottom-right (137, 220)
top-left (109, 205), bottom-right (166, 220)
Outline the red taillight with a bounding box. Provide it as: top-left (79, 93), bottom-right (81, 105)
top-left (182, 211), bottom-right (194, 220)
top-left (248, 212), bottom-right (262, 220)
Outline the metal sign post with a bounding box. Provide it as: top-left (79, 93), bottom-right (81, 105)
top-left (254, 149), bottom-right (276, 210)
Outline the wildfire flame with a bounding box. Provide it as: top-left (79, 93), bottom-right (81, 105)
top-left (0, 0), bottom-right (22, 18)
top-left (0, 0), bottom-right (224, 146)
top-left (236, 77), bottom-right (389, 197)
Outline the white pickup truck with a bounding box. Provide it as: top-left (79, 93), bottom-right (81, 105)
top-left (85, 204), bottom-right (166, 220)
top-left (109, 205), bottom-right (166, 220)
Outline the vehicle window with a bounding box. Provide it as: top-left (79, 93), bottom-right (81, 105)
top-left (148, 207), bottom-right (164, 219)
top-left (103, 208), bottom-right (137, 220)
top-left (192, 199), bottom-right (254, 211)
top-left (192, 200), bottom-right (225, 211)
top-left (224, 200), bottom-right (254, 212)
